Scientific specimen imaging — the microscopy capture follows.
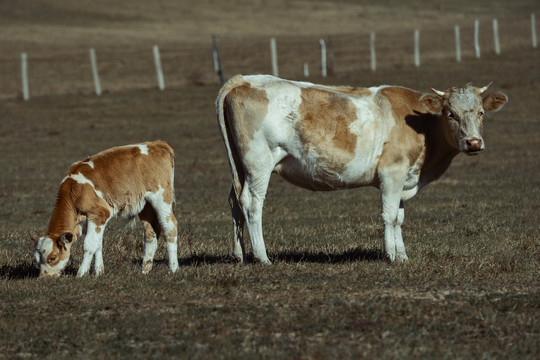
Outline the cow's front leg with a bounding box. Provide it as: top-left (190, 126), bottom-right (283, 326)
top-left (380, 173), bottom-right (408, 262)
top-left (394, 201), bottom-right (408, 262)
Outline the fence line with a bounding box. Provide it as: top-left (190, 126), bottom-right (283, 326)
top-left (11, 14), bottom-right (538, 101)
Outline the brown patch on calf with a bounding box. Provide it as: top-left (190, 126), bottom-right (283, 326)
top-left (296, 87), bottom-right (358, 173)
top-left (377, 87), bottom-right (426, 171)
top-left (225, 82), bottom-right (269, 154)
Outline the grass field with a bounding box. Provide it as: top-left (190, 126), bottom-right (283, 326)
top-left (0, 1), bottom-right (539, 359)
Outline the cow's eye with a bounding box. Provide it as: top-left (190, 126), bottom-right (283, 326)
top-left (48, 256), bottom-right (57, 263)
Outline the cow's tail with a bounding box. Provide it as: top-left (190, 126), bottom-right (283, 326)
top-left (216, 75), bottom-right (246, 201)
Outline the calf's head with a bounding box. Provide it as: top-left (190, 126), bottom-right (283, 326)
top-left (420, 83), bottom-right (508, 155)
top-left (33, 233), bottom-right (74, 277)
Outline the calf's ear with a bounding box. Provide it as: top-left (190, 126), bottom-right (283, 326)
top-left (57, 233), bottom-right (74, 250)
top-left (483, 92), bottom-right (508, 112)
top-left (420, 93), bottom-right (444, 114)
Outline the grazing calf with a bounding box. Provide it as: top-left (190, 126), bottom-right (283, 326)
top-left (33, 141), bottom-right (179, 277)
top-left (216, 75), bottom-right (507, 263)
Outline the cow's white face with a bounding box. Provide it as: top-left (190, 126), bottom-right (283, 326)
top-left (33, 233), bottom-right (74, 277)
top-left (420, 83), bottom-right (508, 155)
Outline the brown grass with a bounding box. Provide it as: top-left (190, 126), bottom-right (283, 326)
top-left (0, 1), bottom-right (539, 359)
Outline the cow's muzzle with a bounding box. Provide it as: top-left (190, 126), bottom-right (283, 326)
top-left (465, 138), bottom-right (483, 155)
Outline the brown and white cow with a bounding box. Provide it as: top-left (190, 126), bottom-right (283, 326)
top-left (216, 75), bottom-right (507, 263)
top-left (33, 141), bottom-right (179, 277)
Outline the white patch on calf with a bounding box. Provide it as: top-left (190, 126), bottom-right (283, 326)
top-left (62, 172), bottom-right (105, 200)
top-left (136, 144), bottom-right (149, 155)
top-left (81, 160), bottom-right (95, 168)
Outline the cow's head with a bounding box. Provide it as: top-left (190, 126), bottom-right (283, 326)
top-left (33, 233), bottom-right (74, 277)
top-left (420, 83), bottom-right (508, 155)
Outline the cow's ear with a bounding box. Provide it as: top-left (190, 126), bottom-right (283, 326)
top-left (57, 233), bottom-right (74, 250)
top-left (420, 94), bottom-right (444, 114)
top-left (483, 92), bottom-right (508, 112)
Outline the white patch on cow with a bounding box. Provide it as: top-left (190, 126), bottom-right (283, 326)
top-left (136, 144), bottom-right (149, 155)
top-left (341, 87), bottom-right (394, 185)
top-left (63, 172), bottom-right (105, 200)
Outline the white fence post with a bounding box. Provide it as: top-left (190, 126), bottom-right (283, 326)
top-left (532, 13), bottom-right (537, 49)
top-left (320, 39), bottom-right (327, 77)
top-left (89, 48), bottom-right (102, 96)
top-left (303, 63), bottom-right (309, 78)
top-left (270, 37), bottom-right (278, 77)
top-left (153, 45), bottom-right (165, 91)
top-left (21, 52), bottom-right (29, 101)
top-left (370, 32), bottom-right (376, 72)
top-left (474, 19), bottom-right (481, 58)
top-left (455, 25), bottom-right (462, 62)
top-left (414, 29), bottom-right (420, 67)
top-left (493, 19), bottom-right (501, 55)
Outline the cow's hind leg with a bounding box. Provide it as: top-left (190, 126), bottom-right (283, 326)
top-left (229, 186), bottom-right (246, 262)
top-left (139, 203), bottom-right (161, 274)
top-left (239, 171), bottom-right (272, 264)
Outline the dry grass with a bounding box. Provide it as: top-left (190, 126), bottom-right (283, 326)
top-left (0, 1), bottom-right (539, 359)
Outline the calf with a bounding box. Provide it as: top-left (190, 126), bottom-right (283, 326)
top-left (33, 141), bottom-right (179, 277)
top-left (216, 75), bottom-right (507, 263)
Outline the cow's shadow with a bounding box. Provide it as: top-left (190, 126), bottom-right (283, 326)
top-left (3, 247), bottom-right (384, 279)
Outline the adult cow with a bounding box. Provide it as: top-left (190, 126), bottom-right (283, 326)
top-left (216, 75), bottom-right (507, 263)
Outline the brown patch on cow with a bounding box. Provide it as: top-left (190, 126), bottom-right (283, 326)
top-left (95, 227), bottom-right (102, 234)
top-left (377, 87), bottom-right (426, 171)
top-left (296, 87), bottom-right (358, 173)
top-left (318, 85), bottom-right (373, 98)
top-left (225, 82), bottom-right (269, 154)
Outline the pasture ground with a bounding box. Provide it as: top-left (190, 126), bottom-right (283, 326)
top-left (0, 1), bottom-right (539, 358)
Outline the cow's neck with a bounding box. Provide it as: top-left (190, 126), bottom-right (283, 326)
top-left (419, 116), bottom-right (460, 187)
top-left (46, 183), bottom-right (79, 238)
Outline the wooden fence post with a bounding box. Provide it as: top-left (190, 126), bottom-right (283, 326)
top-left (212, 35), bottom-right (225, 84)
top-left (474, 19), bottom-right (481, 58)
top-left (370, 32), bottom-right (376, 72)
top-left (270, 37), bottom-right (278, 77)
top-left (455, 25), bottom-right (462, 62)
top-left (493, 19), bottom-right (501, 55)
top-left (320, 39), bottom-right (327, 77)
top-left (304, 63), bottom-right (309, 78)
top-left (21, 52), bottom-right (29, 101)
top-left (153, 45), bottom-right (165, 91)
top-left (532, 13), bottom-right (537, 49)
top-left (89, 48), bottom-right (102, 96)
top-left (414, 29), bottom-right (420, 67)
